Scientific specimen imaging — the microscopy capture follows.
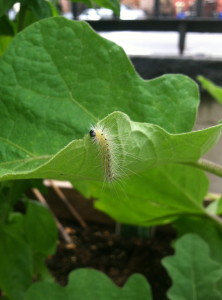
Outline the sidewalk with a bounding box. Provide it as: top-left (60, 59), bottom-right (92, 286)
top-left (100, 31), bottom-right (222, 58)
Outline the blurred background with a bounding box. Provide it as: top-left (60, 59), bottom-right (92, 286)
top-left (9, 1), bottom-right (222, 57)
top-left (61, 0), bottom-right (222, 57)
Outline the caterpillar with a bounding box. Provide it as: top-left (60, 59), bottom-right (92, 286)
top-left (89, 125), bottom-right (119, 182)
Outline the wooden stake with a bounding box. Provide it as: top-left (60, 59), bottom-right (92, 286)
top-left (32, 188), bottom-right (72, 244)
top-left (49, 180), bottom-right (87, 229)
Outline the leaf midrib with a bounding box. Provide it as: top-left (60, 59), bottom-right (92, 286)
top-left (0, 155), bottom-right (52, 167)
top-left (159, 167), bottom-right (204, 211)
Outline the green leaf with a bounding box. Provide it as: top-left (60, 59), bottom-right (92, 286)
top-left (70, 0), bottom-right (120, 15)
top-left (0, 0), bottom-right (54, 18)
top-left (24, 200), bottom-right (57, 256)
top-left (0, 17), bottom-right (221, 229)
top-left (198, 75), bottom-right (222, 104)
top-left (0, 17), bottom-right (207, 183)
top-left (162, 234), bottom-right (222, 300)
top-left (174, 217), bottom-right (222, 266)
top-left (0, 179), bottom-right (45, 223)
top-left (0, 111), bottom-right (221, 182)
top-left (0, 16), bottom-right (15, 55)
top-left (15, 0), bottom-right (55, 32)
top-left (0, 197), bottom-right (10, 222)
top-left (0, 16), bottom-right (14, 36)
top-left (0, 205), bottom-right (55, 297)
top-left (0, 34), bottom-right (13, 56)
top-left (0, 17), bottom-right (198, 136)
top-left (7, 180), bottom-right (31, 205)
top-left (206, 197), bottom-right (222, 215)
top-left (24, 268), bottom-right (152, 300)
top-left (17, 8), bottom-right (40, 32)
top-left (0, 214), bottom-right (33, 300)
top-left (0, 0), bottom-right (17, 17)
top-left (26, 0), bottom-right (54, 19)
top-left (85, 164), bottom-right (209, 226)
top-left (33, 256), bottom-right (55, 282)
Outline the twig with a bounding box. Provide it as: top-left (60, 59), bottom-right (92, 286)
top-left (32, 188), bottom-right (72, 244)
top-left (49, 180), bottom-right (87, 228)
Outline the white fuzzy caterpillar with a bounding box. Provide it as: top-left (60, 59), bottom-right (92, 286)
top-left (89, 125), bottom-right (119, 182)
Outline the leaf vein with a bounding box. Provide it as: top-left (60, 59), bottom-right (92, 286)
top-left (0, 136), bottom-right (36, 157)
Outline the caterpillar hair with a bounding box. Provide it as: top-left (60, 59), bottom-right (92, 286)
top-left (89, 125), bottom-right (120, 182)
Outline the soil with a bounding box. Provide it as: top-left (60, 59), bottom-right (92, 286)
top-left (47, 222), bottom-right (176, 300)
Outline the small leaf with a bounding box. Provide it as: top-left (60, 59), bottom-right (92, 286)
top-left (0, 180), bottom-right (45, 223)
top-left (24, 200), bottom-right (57, 256)
top-left (162, 234), bottom-right (222, 300)
top-left (198, 75), bottom-right (222, 104)
top-left (26, 0), bottom-right (54, 19)
top-left (70, 0), bottom-right (120, 15)
top-left (174, 217), bottom-right (222, 266)
top-left (0, 16), bottom-right (14, 36)
top-left (206, 197), bottom-right (222, 215)
top-left (0, 16), bottom-right (14, 55)
top-left (24, 268), bottom-right (152, 300)
top-left (0, 214), bottom-right (33, 300)
top-left (0, 0), bottom-right (17, 17)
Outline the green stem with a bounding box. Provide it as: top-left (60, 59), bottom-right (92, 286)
top-left (186, 158), bottom-right (222, 178)
top-left (183, 159), bottom-right (222, 226)
top-left (206, 212), bottom-right (222, 226)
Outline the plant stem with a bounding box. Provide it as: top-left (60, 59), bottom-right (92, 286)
top-left (183, 159), bottom-right (222, 226)
top-left (206, 212), bottom-right (222, 226)
top-left (186, 158), bottom-right (222, 178)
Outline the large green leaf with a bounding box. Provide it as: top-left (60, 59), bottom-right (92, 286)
top-left (198, 75), bottom-right (222, 104)
top-left (0, 17), bottom-right (198, 138)
top-left (24, 269), bottom-right (152, 300)
top-left (162, 234), bottom-right (222, 300)
top-left (0, 111), bottom-right (221, 182)
top-left (0, 17), bottom-right (206, 183)
top-left (0, 214), bottom-right (33, 300)
top-left (0, 17), bottom-right (221, 228)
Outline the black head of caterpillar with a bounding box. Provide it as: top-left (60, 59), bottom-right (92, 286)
top-left (89, 129), bottom-right (96, 138)
top-left (89, 126), bottom-right (116, 182)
